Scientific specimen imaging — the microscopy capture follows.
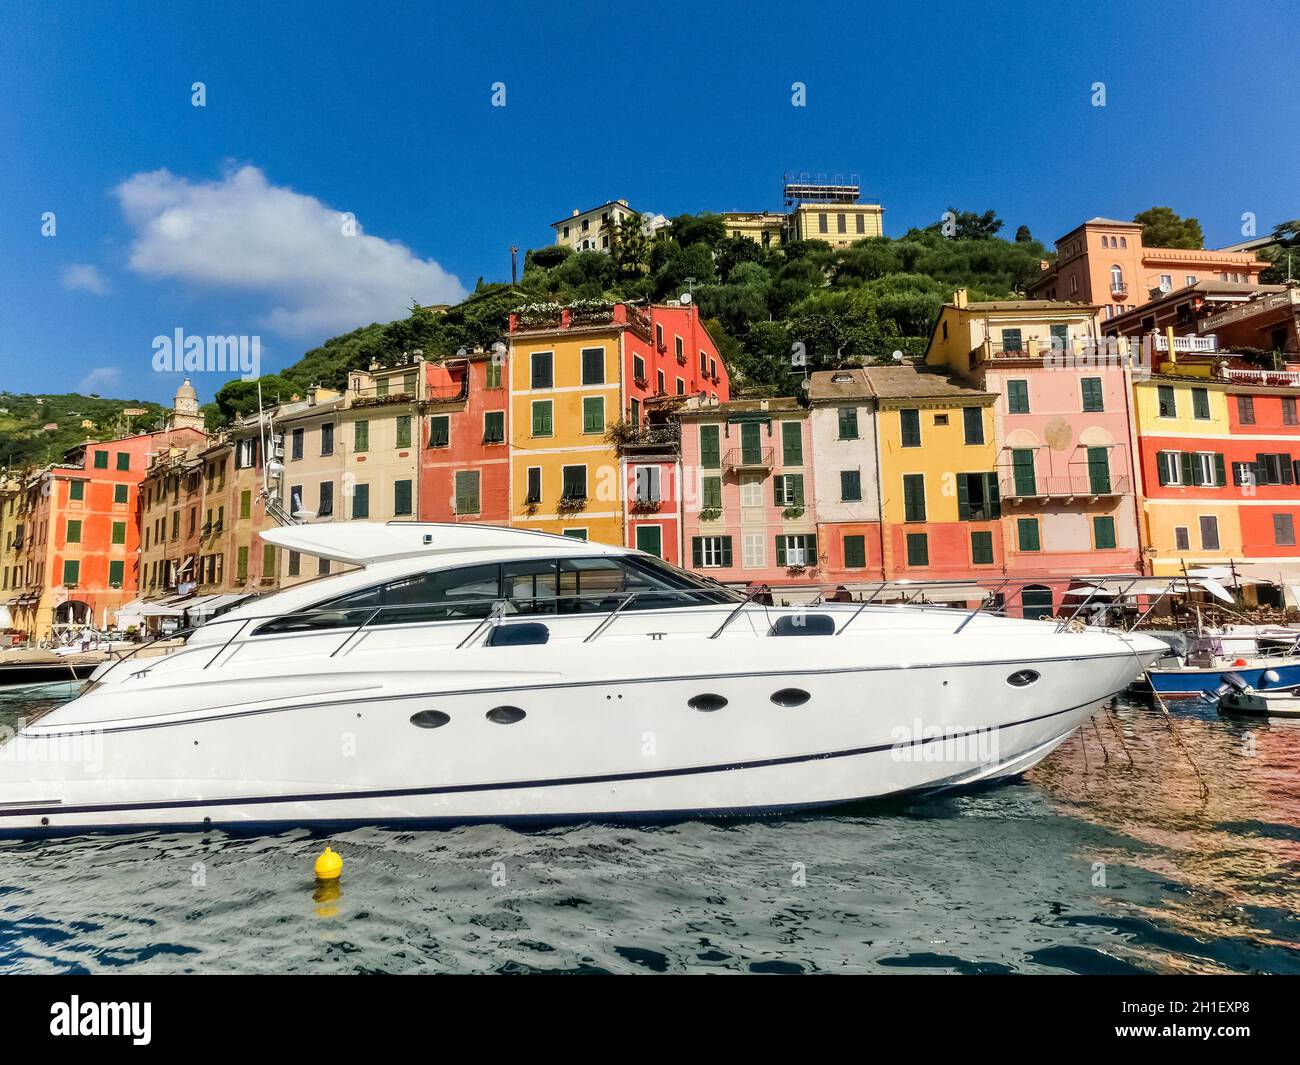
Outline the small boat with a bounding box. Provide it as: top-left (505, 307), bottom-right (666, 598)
top-left (0, 649), bottom-right (105, 691)
top-left (1145, 635), bottom-right (1300, 697)
top-left (1211, 671), bottom-right (1300, 718)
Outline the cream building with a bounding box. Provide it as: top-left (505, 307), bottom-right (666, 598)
top-left (550, 199), bottom-right (641, 252)
top-left (721, 212), bottom-right (785, 248)
top-left (790, 202), bottom-right (884, 247)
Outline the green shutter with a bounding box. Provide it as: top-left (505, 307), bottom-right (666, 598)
top-left (111, 521), bottom-right (126, 545)
top-left (237, 546), bottom-right (249, 580)
top-left (906, 533), bottom-right (928, 567)
top-left (114, 484), bottom-right (128, 503)
top-left (108, 560), bottom-right (125, 587)
top-left (1082, 377), bottom-right (1103, 411)
top-left (971, 530), bottom-right (994, 564)
top-left (394, 480), bottom-right (412, 516)
top-left (355, 420), bottom-right (369, 453)
top-left (720, 537), bottom-right (733, 567)
top-left (903, 474), bottom-right (926, 521)
top-left (963, 406), bottom-right (984, 444)
top-left (1087, 447), bottom-right (1111, 493)
top-left (791, 474), bottom-right (804, 506)
top-left (900, 409), bottom-right (921, 446)
top-left (691, 537), bottom-right (703, 568)
top-left (1214, 453), bottom-right (1226, 487)
top-left (984, 473), bottom-right (1001, 518)
top-left (263, 543), bottom-right (277, 577)
top-left (1012, 449), bottom-right (1036, 495)
top-left (66, 519), bottom-right (81, 543)
top-left (70, 480), bottom-right (85, 501)
top-left (838, 408), bottom-right (858, 440)
top-left (532, 401), bottom-right (553, 436)
top-left (702, 476), bottom-right (722, 509)
top-left (844, 535), bottom-right (866, 569)
top-left (957, 474), bottom-right (971, 521)
top-left (741, 422), bottom-right (762, 464)
top-left (352, 483), bottom-right (369, 519)
top-left (775, 536), bottom-right (787, 566)
top-left (1017, 518), bottom-right (1040, 551)
top-left (1094, 516), bottom-right (1117, 549)
top-left (782, 422), bottom-right (803, 465)
top-left (583, 397), bottom-right (604, 434)
top-left (1181, 451), bottom-right (1197, 486)
top-left (430, 416), bottom-right (449, 447)
top-left (396, 415), bottom-right (412, 448)
top-left (700, 425), bottom-right (721, 469)
top-left (63, 560), bottom-right (79, 585)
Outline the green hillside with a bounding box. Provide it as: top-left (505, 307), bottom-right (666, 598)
top-left (0, 392), bottom-right (169, 471)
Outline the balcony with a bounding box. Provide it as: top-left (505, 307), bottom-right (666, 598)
top-left (972, 337), bottom-right (1070, 364)
top-left (1153, 334), bottom-right (1219, 353)
top-left (724, 446), bottom-right (775, 472)
top-left (1000, 474), bottom-right (1130, 502)
top-left (1222, 367), bottom-right (1300, 387)
top-left (616, 423), bottom-right (681, 456)
top-left (1110, 281), bottom-right (1128, 297)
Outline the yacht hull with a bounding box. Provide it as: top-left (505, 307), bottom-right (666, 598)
top-left (0, 638), bottom-right (1156, 831)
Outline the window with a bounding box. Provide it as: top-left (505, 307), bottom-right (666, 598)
top-left (1017, 517), bottom-right (1041, 552)
top-left (69, 480), bottom-right (85, 501)
top-left (237, 547), bottom-right (249, 581)
top-left (1094, 515), bottom-right (1117, 549)
top-left (957, 473), bottom-right (1000, 520)
top-left (396, 415), bottom-right (412, 448)
top-left (900, 409), bottom-right (921, 447)
top-left (112, 451), bottom-right (130, 472)
top-left (531, 400), bottom-right (553, 437)
top-left (699, 425), bottom-right (720, 469)
top-left (1251, 452), bottom-right (1294, 486)
top-left (781, 422), bottom-right (803, 465)
top-left (525, 467), bottom-right (542, 505)
top-left (483, 411), bottom-right (505, 443)
top-left (352, 483), bottom-right (370, 519)
top-left (656, 323), bottom-right (664, 349)
top-left (962, 406), bottom-right (984, 445)
top-left (1049, 324), bottom-right (1070, 350)
top-left (1110, 264), bottom-right (1124, 292)
top-left (838, 407), bottom-right (859, 440)
top-left (818, 213), bottom-right (828, 233)
top-left (774, 473), bottom-right (804, 507)
top-left (113, 483), bottom-right (128, 504)
top-left (1081, 377), bottom-right (1103, 412)
top-left (291, 427), bottom-right (304, 459)
top-left (635, 525), bottom-right (663, 558)
top-left (1012, 449), bottom-right (1036, 495)
top-left (561, 465), bottom-right (587, 500)
top-left (263, 543), bottom-right (278, 579)
top-left (856, 213), bottom-right (865, 234)
top-left (840, 470), bottom-right (862, 502)
top-left (485, 359), bottom-right (502, 389)
top-left (1158, 386), bottom-right (1177, 418)
top-left (657, 369), bottom-right (665, 394)
top-left (530, 351), bottom-right (553, 389)
top-left (111, 521), bottom-right (126, 545)
top-left (1199, 515), bottom-right (1220, 550)
top-left (582, 397), bottom-right (604, 435)
top-left (1000, 328), bottom-right (1022, 353)
top-left (318, 557), bottom-right (331, 576)
top-left (776, 534), bottom-right (816, 567)
top-left (65, 519), bottom-right (82, 544)
top-left (971, 530), bottom-right (994, 565)
top-left (316, 422), bottom-right (333, 456)
top-left (905, 532), bottom-right (928, 567)
top-left (354, 420), bottom-right (369, 453)
top-left (633, 354), bottom-right (646, 383)
top-left (109, 560), bottom-right (125, 588)
top-left (376, 377), bottom-right (390, 398)
top-left (903, 473), bottom-right (926, 522)
top-left (676, 377), bottom-right (685, 396)
top-left (740, 421), bottom-right (763, 464)
top-left (1186, 275), bottom-right (1196, 286)
top-left (694, 536), bottom-right (732, 568)
top-left (634, 466), bottom-right (661, 503)
top-left (1087, 447), bottom-right (1112, 493)
top-left (701, 475), bottom-right (722, 510)
top-left (93, 450), bottom-right (109, 469)
top-left (1284, 398), bottom-right (1299, 426)
top-left (1160, 273), bottom-right (1173, 290)
top-left (1191, 387), bottom-right (1210, 420)
top-left (742, 532), bottom-right (765, 569)
top-left (629, 398), bottom-right (640, 426)
top-left (319, 481), bottom-right (334, 517)
top-left (837, 213), bottom-right (846, 234)
top-left (739, 474), bottom-right (763, 508)
top-left (843, 535), bottom-right (867, 569)
top-left (240, 490), bottom-right (252, 519)
top-left (454, 471), bottom-right (480, 515)
top-left (1237, 395), bottom-right (1255, 425)
top-left (1275, 514), bottom-right (1296, 546)
top-left (63, 560), bottom-right (79, 586)
top-left (1174, 526), bottom-right (1190, 551)
top-left (429, 415), bottom-right (450, 448)
top-left (1007, 380), bottom-right (1029, 413)
top-left (394, 479), bottom-right (413, 517)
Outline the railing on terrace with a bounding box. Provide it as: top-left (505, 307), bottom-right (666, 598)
top-left (1221, 367), bottom-right (1300, 387)
top-left (1153, 334), bottom-right (1219, 353)
top-left (618, 424), bottom-right (681, 453)
top-left (999, 474), bottom-right (1131, 500)
top-left (723, 447), bottom-right (775, 471)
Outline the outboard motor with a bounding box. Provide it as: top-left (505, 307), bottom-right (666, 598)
top-left (1205, 671), bottom-right (1250, 704)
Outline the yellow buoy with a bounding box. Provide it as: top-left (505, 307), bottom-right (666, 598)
top-left (314, 846), bottom-right (343, 880)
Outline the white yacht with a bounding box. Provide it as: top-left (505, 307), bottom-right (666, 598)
top-left (0, 523), bottom-right (1167, 832)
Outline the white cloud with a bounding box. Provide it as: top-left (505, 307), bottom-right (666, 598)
top-left (61, 263), bottom-right (109, 296)
top-left (113, 164), bottom-right (467, 336)
top-left (79, 366), bottom-right (121, 394)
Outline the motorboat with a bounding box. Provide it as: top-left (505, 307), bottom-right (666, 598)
top-left (1211, 671), bottom-right (1300, 718)
top-left (0, 647), bottom-right (106, 691)
top-left (1145, 634), bottom-right (1300, 697)
top-left (0, 522), bottom-right (1169, 832)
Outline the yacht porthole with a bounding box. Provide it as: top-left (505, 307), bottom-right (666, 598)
top-left (770, 688), bottom-right (811, 707)
top-left (1007, 669), bottom-right (1040, 688)
top-left (688, 693), bottom-right (728, 712)
top-left (486, 706), bottom-right (526, 724)
top-left (410, 710), bottom-right (451, 729)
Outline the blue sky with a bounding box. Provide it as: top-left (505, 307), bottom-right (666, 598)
top-left (1, 0), bottom-right (1295, 405)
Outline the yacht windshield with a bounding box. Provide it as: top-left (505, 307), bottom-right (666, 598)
top-left (256, 554), bottom-right (741, 634)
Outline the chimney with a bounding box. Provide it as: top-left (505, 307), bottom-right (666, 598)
top-left (953, 288), bottom-right (969, 309)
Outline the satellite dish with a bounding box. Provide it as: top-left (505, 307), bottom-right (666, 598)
top-left (892, 350), bottom-right (903, 361)
top-left (456, 347), bottom-right (468, 357)
top-left (680, 292), bottom-right (692, 304)
top-left (266, 460), bottom-right (284, 476)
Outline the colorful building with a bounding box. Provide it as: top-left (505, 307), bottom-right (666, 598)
top-left (678, 397), bottom-right (818, 588)
top-left (925, 292), bottom-right (1142, 606)
top-left (864, 364), bottom-right (1000, 587)
top-left (808, 368), bottom-right (882, 582)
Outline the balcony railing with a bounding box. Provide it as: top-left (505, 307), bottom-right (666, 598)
top-left (618, 424), bottom-right (681, 454)
top-left (1000, 474), bottom-right (1130, 500)
top-left (1153, 334), bottom-right (1219, 352)
top-left (723, 447), bottom-right (775, 471)
top-left (1222, 368), bottom-right (1300, 387)
top-left (1110, 281), bottom-right (1128, 296)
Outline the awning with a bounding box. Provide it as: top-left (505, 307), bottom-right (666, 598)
top-left (877, 581), bottom-right (987, 603)
top-left (139, 602), bottom-right (184, 617)
top-left (1062, 578), bottom-right (1188, 597)
top-left (178, 555), bottom-right (195, 577)
top-left (193, 593), bottom-right (255, 617)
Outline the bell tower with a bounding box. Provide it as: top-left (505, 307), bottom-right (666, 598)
top-left (169, 378), bottom-right (205, 432)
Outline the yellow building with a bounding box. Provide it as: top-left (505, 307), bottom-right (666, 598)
top-left (550, 199), bottom-right (639, 253)
top-left (790, 202), bottom-right (884, 247)
top-left (507, 314), bottom-right (629, 544)
top-left (721, 212), bottom-right (784, 248)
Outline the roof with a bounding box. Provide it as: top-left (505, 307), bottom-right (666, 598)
top-left (960, 299), bottom-right (1097, 313)
top-left (863, 364), bottom-right (995, 401)
top-left (676, 397), bottom-right (804, 420)
top-left (809, 368), bottom-right (873, 402)
top-left (549, 200), bottom-right (633, 228)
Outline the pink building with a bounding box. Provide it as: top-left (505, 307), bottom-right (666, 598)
top-left (678, 397), bottom-right (819, 590)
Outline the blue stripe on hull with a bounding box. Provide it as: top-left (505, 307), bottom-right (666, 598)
top-left (1147, 663), bottom-right (1300, 695)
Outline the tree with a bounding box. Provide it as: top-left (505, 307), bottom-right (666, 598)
top-left (1134, 206), bottom-right (1203, 249)
top-left (1014, 224), bottom-right (1033, 243)
top-left (668, 213), bottom-right (726, 248)
top-left (941, 209), bottom-right (1003, 241)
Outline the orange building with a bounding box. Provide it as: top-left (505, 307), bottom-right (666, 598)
top-left (1028, 218), bottom-right (1267, 324)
